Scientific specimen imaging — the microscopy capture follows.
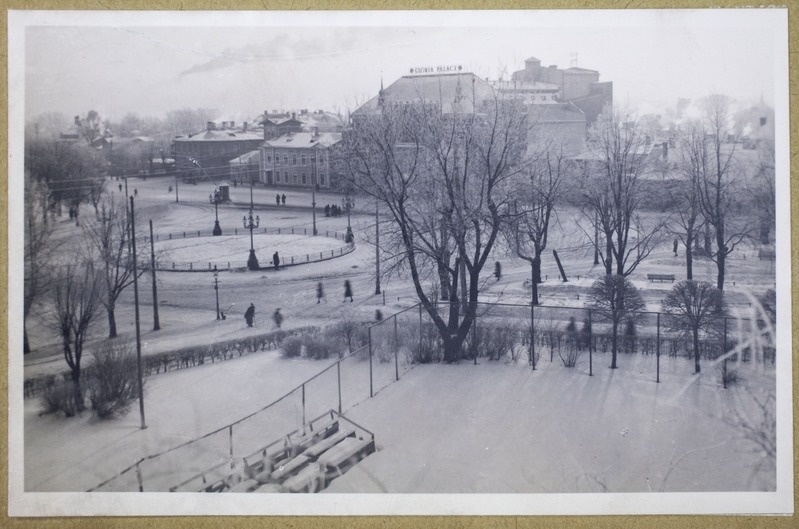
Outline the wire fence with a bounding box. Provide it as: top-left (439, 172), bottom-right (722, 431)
top-left (84, 299), bottom-right (772, 492)
top-left (87, 303), bottom-right (434, 492)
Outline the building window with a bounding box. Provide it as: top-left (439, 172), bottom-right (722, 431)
top-left (301, 155), bottom-right (306, 166)
top-left (284, 154), bottom-right (288, 165)
top-left (293, 155), bottom-right (297, 166)
top-left (267, 154), bottom-right (272, 163)
top-left (275, 171), bottom-right (280, 183)
top-left (319, 173), bottom-right (326, 186)
top-left (302, 173), bottom-right (306, 184)
top-left (293, 172), bottom-right (298, 183)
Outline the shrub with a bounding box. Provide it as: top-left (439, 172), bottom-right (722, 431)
top-left (407, 322), bottom-right (441, 364)
top-left (40, 381), bottom-right (80, 417)
top-left (281, 336), bottom-right (303, 359)
top-left (326, 320), bottom-right (368, 357)
top-left (86, 341), bottom-right (145, 420)
top-left (718, 359), bottom-right (743, 388)
top-left (303, 334), bottom-right (336, 360)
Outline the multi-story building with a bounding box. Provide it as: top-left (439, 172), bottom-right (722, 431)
top-left (260, 130), bottom-right (342, 189)
top-left (172, 122), bottom-right (263, 184)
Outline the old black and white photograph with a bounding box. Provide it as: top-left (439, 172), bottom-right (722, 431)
top-left (7, 8), bottom-right (792, 516)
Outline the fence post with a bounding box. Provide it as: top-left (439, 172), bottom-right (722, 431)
top-left (722, 317), bottom-right (728, 389)
top-left (337, 361), bottom-right (342, 414)
top-left (656, 312), bottom-right (660, 384)
top-left (394, 315), bottom-right (399, 381)
top-left (136, 462), bottom-right (144, 492)
top-left (588, 308), bottom-right (592, 376)
top-left (530, 302), bottom-right (536, 370)
top-left (368, 326), bottom-right (374, 398)
top-left (302, 383), bottom-right (306, 430)
top-left (229, 425), bottom-right (234, 465)
top-left (419, 303), bottom-right (423, 359)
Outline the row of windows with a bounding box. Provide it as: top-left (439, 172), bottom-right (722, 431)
top-left (273, 170), bottom-right (326, 186)
top-left (265, 151), bottom-right (327, 165)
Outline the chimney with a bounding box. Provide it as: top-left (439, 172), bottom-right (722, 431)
top-left (207, 121), bottom-right (215, 131)
top-left (291, 112), bottom-right (296, 120)
top-left (230, 121), bottom-right (235, 129)
top-left (313, 126), bottom-right (319, 137)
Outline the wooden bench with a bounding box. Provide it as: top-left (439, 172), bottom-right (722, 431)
top-left (282, 462), bottom-right (325, 493)
top-left (271, 454), bottom-right (311, 482)
top-left (228, 478), bottom-right (260, 493)
top-left (304, 429), bottom-right (356, 460)
top-left (317, 436), bottom-right (375, 477)
top-left (647, 273), bottom-right (675, 283)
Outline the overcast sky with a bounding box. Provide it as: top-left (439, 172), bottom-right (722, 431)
top-left (16, 9), bottom-right (786, 123)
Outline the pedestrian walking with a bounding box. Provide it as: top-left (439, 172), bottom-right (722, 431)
top-left (244, 303), bottom-right (255, 327)
top-left (324, 204), bottom-right (330, 217)
top-left (673, 238), bottom-right (679, 257)
top-left (273, 251), bottom-right (280, 270)
top-left (316, 282), bottom-right (324, 303)
top-left (276, 193), bottom-right (281, 206)
top-left (118, 183), bottom-right (123, 192)
top-left (494, 261), bottom-right (502, 281)
top-left (272, 308), bottom-right (283, 329)
top-left (134, 188), bottom-right (138, 197)
top-left (344, 280), bottom-right (353, 302)
top-left (281, 193), bottom-right (286, 206)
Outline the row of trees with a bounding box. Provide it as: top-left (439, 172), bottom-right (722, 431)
top-left (338, 90), bottom-right (773, 364)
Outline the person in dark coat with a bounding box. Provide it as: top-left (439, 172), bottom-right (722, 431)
top-left (273, 251), bottom-right (280, 270)
top-left (281, 193), bottom-right (286, 205)
top-left (276, 193), bottom-right (281, 206)
top-left (244, 303), bottom-right (255, 327)
top-left (673, 238), bottom-right (679, 256)
top-left (316, 282), bottom-right (324, 303)
top-left (344, 280), bottom-right (353, 302)
top-left (324, 204), bottom-right (330, 217)
top-left (272, 308), bottom-right (283, 329)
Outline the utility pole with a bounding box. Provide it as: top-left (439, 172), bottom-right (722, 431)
top-left (149, 219), bottom-right (160, 331)
top-left (129, 197), bottom-right (146, 430)
top-left (374, 200), bottom-right (381, 294)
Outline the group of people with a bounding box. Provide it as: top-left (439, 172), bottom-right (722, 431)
top-left (275, 193), bottom-right (287, 206)
top-left (242, 279), bottom-right (354, 327)
top-left (324, 204), bottom-right (345, 217)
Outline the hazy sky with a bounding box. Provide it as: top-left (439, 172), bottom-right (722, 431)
top-left (16, 9), bottom-right (786, 123)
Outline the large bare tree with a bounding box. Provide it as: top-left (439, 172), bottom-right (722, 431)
top-left (82, 197), bottom-right (146, 338)
top-left (696, 94), bottom-right (752, 291)
top-left (670, 121), bottom-right (707, 280)
top-left (581, 107), bottom-right (665, 276)
top-left (506, 144), bottom-right (566, 305)
top-left (50, 259), bottom-right (104, 411)
top-left (341, 93), bottom-right (528, 362)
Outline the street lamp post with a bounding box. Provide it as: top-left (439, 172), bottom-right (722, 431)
top-left (213, 265), bottom-right (221, 319)
top-left (343, 194), bottom-right (354, 243)
top-left (209, 190), bottom-right (222, 235)
top-left (243, 211), bottom-right (260, 270)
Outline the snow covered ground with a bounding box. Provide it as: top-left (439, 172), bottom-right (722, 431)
top-left (16, 175), bottom-right (787, 515)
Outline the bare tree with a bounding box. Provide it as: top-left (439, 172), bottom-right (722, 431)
top-left (341, 92), bottom-right (528, 363)
top-left (587, 274), bottom-right (645, 369)
top-left (50, 259), bottom-right (104, 411)
top-left (671, 121), bottom-right (707, 279)
top-left (662, 280), bottom-right (727, 374)
top-left (581, 106), bottom-right (664, 276)
top-left (24, 177), bottom-right (60, 353)
top-left (696, 94), bottom-right (752, 291)
top-left (506, 144), bottom-right (566, 305)
top-left (82, 197), bottom-right (146, 338)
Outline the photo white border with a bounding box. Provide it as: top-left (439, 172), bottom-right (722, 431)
top-left (7, 8), bottom-right (793, 517)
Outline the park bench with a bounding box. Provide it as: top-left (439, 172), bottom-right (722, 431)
top-left (227, 478), bottom-right (260, 493)
top-left (282, 462), bottom-right (326, 493)
top-left (270, 454), bottom-right (311, 482)
top-left (647, 273), bottom-right (675, 283)
top-left (304, 428), bottom-right (357, 460)
top-left (317, 435), bottom-right (376, 478)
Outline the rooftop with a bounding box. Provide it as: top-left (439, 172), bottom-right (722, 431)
top-left (174, 130), bottom-right (263, 143)
top-left (264, 132), bottom-right (342, 149)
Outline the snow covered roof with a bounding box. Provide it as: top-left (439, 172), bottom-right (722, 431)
top-left (229, 150), bottom-right (261, 164)
top-left (264, 132), bottom-right (342, 149)
top-left (174, 130), bottom-right (263, 143)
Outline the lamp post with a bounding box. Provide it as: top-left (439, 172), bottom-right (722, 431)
top-left (213, 265), bottom-right (221, 320)
top-left (243, 210), bottom-right (260, 270)
top-left (343, 194), bottom-right (354, 243)
top-left (209, 190), bottom-right (222, 235)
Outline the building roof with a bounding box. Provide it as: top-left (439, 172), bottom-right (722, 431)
top-left (525, 56), bottom-right (541, 63)
top-left (263, 132), bottom-right (342, 149)
top-left (174, 130), bottom-right (263, 143)
top-left (528, 103), bottom-right (586, 123)
top-left (564, 67), bottom-right (599, 74)
top-left (229, 150), bottom-right (261, 164)
top-left (353, 72), bottom-right (496, 115)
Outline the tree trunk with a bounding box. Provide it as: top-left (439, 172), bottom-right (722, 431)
top-left (716, 223), bottom-right (726, 291)
top-left (704, 223), bottom-right (712, 255)
top-left (438, 264), bottom-right (450, 301)
top-left (610, 320), bottom-right (619, 369)
top-left (605, 233), bottom-right (613, 275)
top-left (685, 233), bottom-right (694, 280)
top-left (70, 364), bottom-right (85, 413)
top-left (107, 307), bottom-right (118, 338)
top-left (23, 324), bottom-right (31, 354)
top-left (693, 326), bottom-right (701, 374)
top-left (532, 257), bottom-right (542, 306)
